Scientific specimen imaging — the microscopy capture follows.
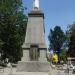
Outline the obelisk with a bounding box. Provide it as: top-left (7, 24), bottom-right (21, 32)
top-left (22, 0), bottom-right (47, 62)
top-left (17, 0), bottom-right (50, 72)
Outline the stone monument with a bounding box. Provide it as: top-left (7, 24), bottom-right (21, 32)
top-left (17, 0), bottom-right (50, 73)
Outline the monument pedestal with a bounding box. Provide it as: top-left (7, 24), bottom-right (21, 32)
top-left (21, 48), bottom-right (47, 61)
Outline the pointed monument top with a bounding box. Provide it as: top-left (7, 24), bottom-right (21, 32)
top-left (33, 0), bottom-right (40, 10)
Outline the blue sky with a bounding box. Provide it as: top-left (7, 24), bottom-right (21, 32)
top-left (22, 0), bottom-right (75, 48)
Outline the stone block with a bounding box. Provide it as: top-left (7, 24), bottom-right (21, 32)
top-left (17, 61), bottom-right (50, 72)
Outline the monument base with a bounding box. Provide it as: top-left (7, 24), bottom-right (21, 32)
top-left (17, 61), bottom-right (50, 72)
top-left (13, 72), bottom-right (50, 75)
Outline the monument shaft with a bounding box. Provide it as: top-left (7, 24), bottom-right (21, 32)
top-left (22, 10), bottom-right (47, 61)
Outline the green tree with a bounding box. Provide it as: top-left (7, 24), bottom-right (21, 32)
top-left (67, 22), bottom-right (75, 57)
top-left (48, 26), bottom-right (65, 62)
top-left (0, 39), bottom-right (4, 53)
top-left (0, 0), bottom-right (27, 63)
top-left (60, 49), bottom-right (67, 63)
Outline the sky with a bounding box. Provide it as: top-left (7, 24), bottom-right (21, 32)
top-left (22, 0), bottom-right (75, 48)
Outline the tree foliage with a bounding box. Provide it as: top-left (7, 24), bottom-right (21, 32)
top-left (67, 22), bottom-right (75, 57)
top-left (60, 49), bottom-right (67, 63)
top-left (0, 0), bottom-right (27, 63)
top-left (48, 26), bottom-right (65, 53)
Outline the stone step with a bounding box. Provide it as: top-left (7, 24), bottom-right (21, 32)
top-left (0, 72), bottom-right (49, 75)
top-left (17, 61), bottom-right (50, 72)
top-left (14, 72), bottom-right (49, 75)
